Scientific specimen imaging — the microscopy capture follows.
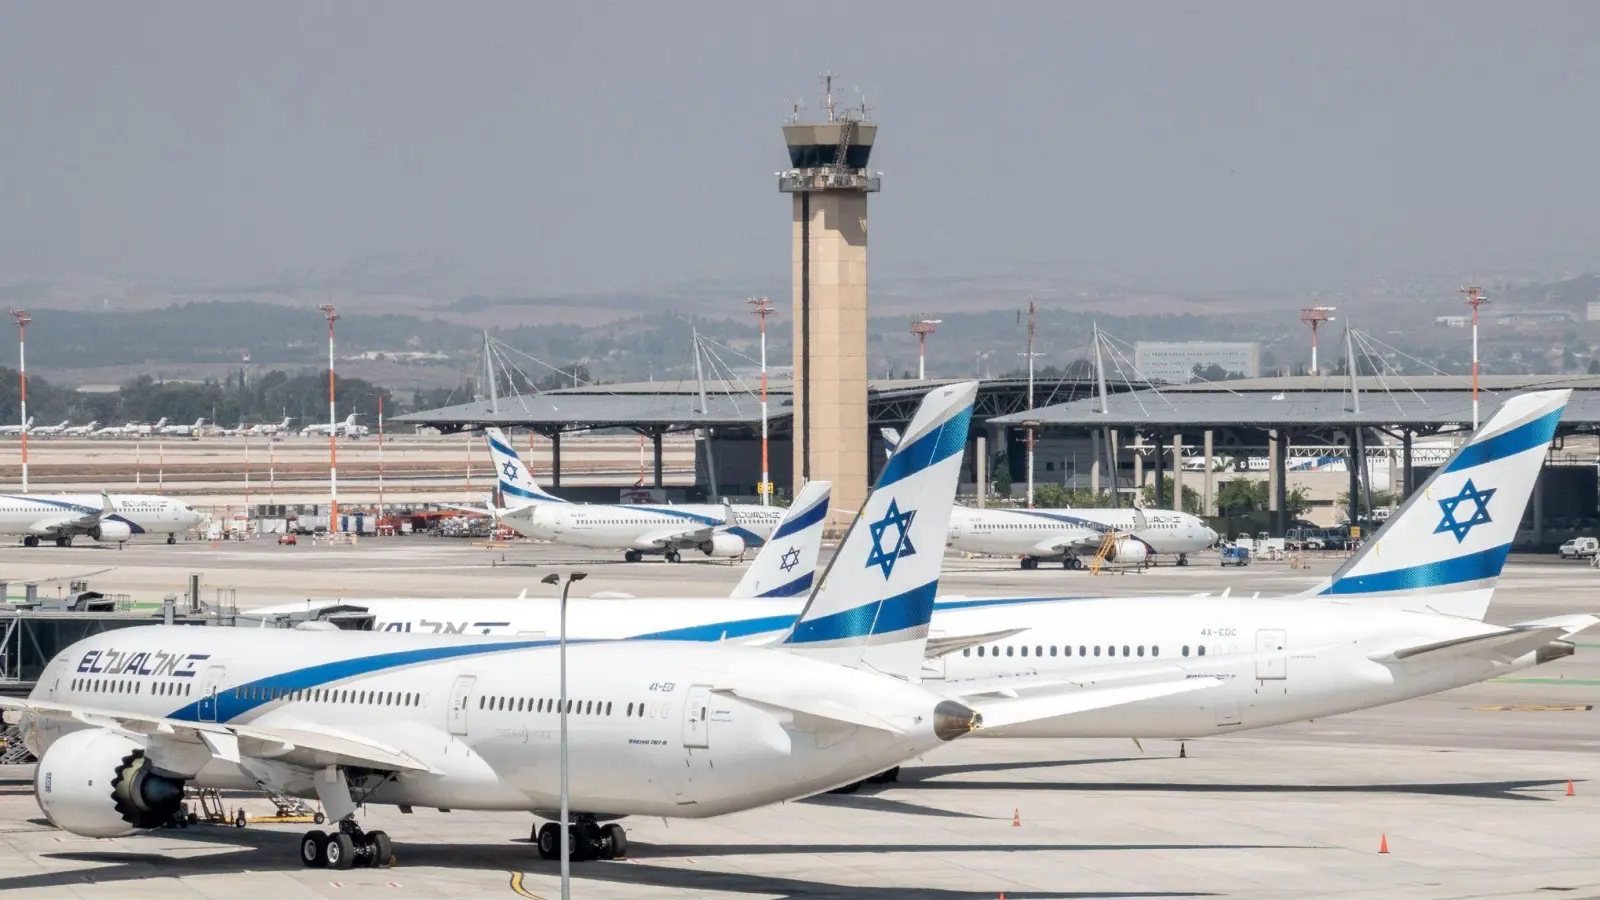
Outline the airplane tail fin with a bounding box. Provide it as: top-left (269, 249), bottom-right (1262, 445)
top-left (780, 382), bottom-right (976, 678)
top-left (1309, 389), bottom-right (1569, 619)
top-left (731, 481), bottom-right (830, 599)
top-left (484, 427), bottom-right (566, 505)
top-left (880, 427), bottom-right (902, 461)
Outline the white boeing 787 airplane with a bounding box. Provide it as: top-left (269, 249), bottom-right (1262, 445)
top-left (8, 382), bottom-right (1227, 868)
top-left (268, 390), bottom-right (1589, 765)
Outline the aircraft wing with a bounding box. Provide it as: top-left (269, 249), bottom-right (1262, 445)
top-left (0, 698), bottom-right (436, 774)
top-left (969, 679), bottom-right (1221, 731)
top-left (639, 525), bottom-right (716, 547)
top-left (24, 494), bottom-right (111, 537)
top-left (1368, 615), bottom-right (1598, 665)
top-left (1031, 530), bottom-right (1105, 555)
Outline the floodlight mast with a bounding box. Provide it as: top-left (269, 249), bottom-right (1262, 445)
top-left (1300, 305), bottom-right (1337, 375)
top-left (910, 319), bottom-right (942, 381)
top-left (748, 297), bottom-right (776, 505)
top-left (318, 304), bottom-right (340, 530)
top-left (1460, 286), bottom-right (1490, 430)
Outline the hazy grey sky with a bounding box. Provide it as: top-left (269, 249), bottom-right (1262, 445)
top-left (2, 2), bottom-right (1597, 294)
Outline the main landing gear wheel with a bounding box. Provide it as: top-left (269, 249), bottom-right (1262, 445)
top-left (23, 536), bottom-right (38, 548)
top-left (867, 766), bottom-right (901, 784)
top-left (1063, 556), bottom-right (1082, 570)
top-left (54, 536), bottom-right (72, 547)
top-left (1020, 557), bottom-right (1038, 570)
top-left (664, 549), bottom-right (681, 563)
top-left (536, 822), bottom-right (561, 860)
top-left (301, 830), bottom-right (329, 867)
top-left (325, 833), bottom-right (356, 870)
top-left (304, 819), bottom-right (391, 869)
top-left (538, 816), bottom-right (627, 862)
top-left (624, 550), bottom-right (642, 563)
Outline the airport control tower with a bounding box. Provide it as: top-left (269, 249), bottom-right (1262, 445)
top-left (779, 76), bottom-right (880, 520)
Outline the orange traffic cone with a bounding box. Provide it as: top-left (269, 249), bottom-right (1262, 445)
top-left (1378, 833), bottom-right (1389, 854)
top-left (1568, 780), bottom-right (1576, 796)
top-left (1012, 808), bottom-right (1021, 828)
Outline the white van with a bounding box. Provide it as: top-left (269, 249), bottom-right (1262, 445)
top-left (1558, 536), bottom-right (1598, 560)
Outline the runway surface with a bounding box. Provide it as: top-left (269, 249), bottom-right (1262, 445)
top-left (2, 540), bottom-right (1599, 898)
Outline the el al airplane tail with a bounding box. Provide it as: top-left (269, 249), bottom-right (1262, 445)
top-left (484, 427), bottom-right (566, 506)
top-left (1309, 389), bottom-right (1569, 619)
top-left (731, 481), bottom-right (830, 599)
top-left (880, 427), bottom-right (901, 460)
top-left (781, 381), bottom-right (977, 678)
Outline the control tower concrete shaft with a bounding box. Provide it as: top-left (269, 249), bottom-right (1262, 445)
top-left (779, 117), bottom-right (880, 521)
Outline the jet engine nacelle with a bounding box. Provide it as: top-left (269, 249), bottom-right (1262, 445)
top-left (1111, 538), bottom-right (1150, 565)
top-left (35, 729), bottom-right (186, 837)
top-left (698, 532), bottom-right (746, 558)
top-left (89, 520), bottom-right (133, 543)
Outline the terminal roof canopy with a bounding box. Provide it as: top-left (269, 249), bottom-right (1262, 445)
top-left (989, 375), bottom-right (1600, 433)
top-left (394, 376), bottom-right (1118, 434)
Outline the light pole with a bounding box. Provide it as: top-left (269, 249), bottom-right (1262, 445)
top-left (1460, 286), bottom-right (1490, 430)
top-left (10, 310), bottom-right (30, 492)
top-left (910, 319), bottom-right (941, 381)
top-left (318, 304), bottom-right (340, 530)
top-left (541, 569), bottom-right (587, 899)
top-left (748, 297), bottom-right (775, 505)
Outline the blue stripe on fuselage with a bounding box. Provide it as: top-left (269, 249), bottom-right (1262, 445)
top-left (165, 638), bottom-right (565, 723)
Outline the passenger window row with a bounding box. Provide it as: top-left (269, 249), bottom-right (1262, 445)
top-left (72, 677), bottom-right (190, 697)
top-left (962, 644), bottom-right (1211, 659)
top-left (477, 696), bottom-right (666, 719)
top-left (234, 686), bottom-right (424, 707)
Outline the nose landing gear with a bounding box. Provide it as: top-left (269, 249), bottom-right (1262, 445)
top-left (301, 818), bottom-right (392, 870)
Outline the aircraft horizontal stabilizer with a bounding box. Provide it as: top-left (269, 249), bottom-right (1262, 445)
top-left (971, 679), bottom-right (1218, 731)
top-left (0, 698), bottom-right (436, 774)
top-left (1369, 615), bottom-right (1597, 665)
top-left (713, 687), bottom-right (905, 735)
top-left (924, 629), bottom-right (1029, 660)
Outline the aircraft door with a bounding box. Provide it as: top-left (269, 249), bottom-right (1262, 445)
top-left (1255, 629), bottom-right (1287, 680)
top-left (447, 675), bottom-right (476, 736)
top-left (682, 684), bottom-right (711, 749)
top-left (196, 666), bottom-right (227, 722)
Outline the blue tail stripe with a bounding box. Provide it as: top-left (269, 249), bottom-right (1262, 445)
top-left (487, 434), bottom-right (524, 462)
top-left (1319, 543), bottom-right (1511, 595)
top-left (772, 497), bottom-right (829, 540)
top-left (876, 408), bottom-right (973, 491)
top-left (501, 482), bottom-right (566, 503)
top-left (1443, 408), bottom-right (1561, 474)
top-left (756, 571), bottom-right (814, 598)
top-left (784, 580), bottom-right (939, 644)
